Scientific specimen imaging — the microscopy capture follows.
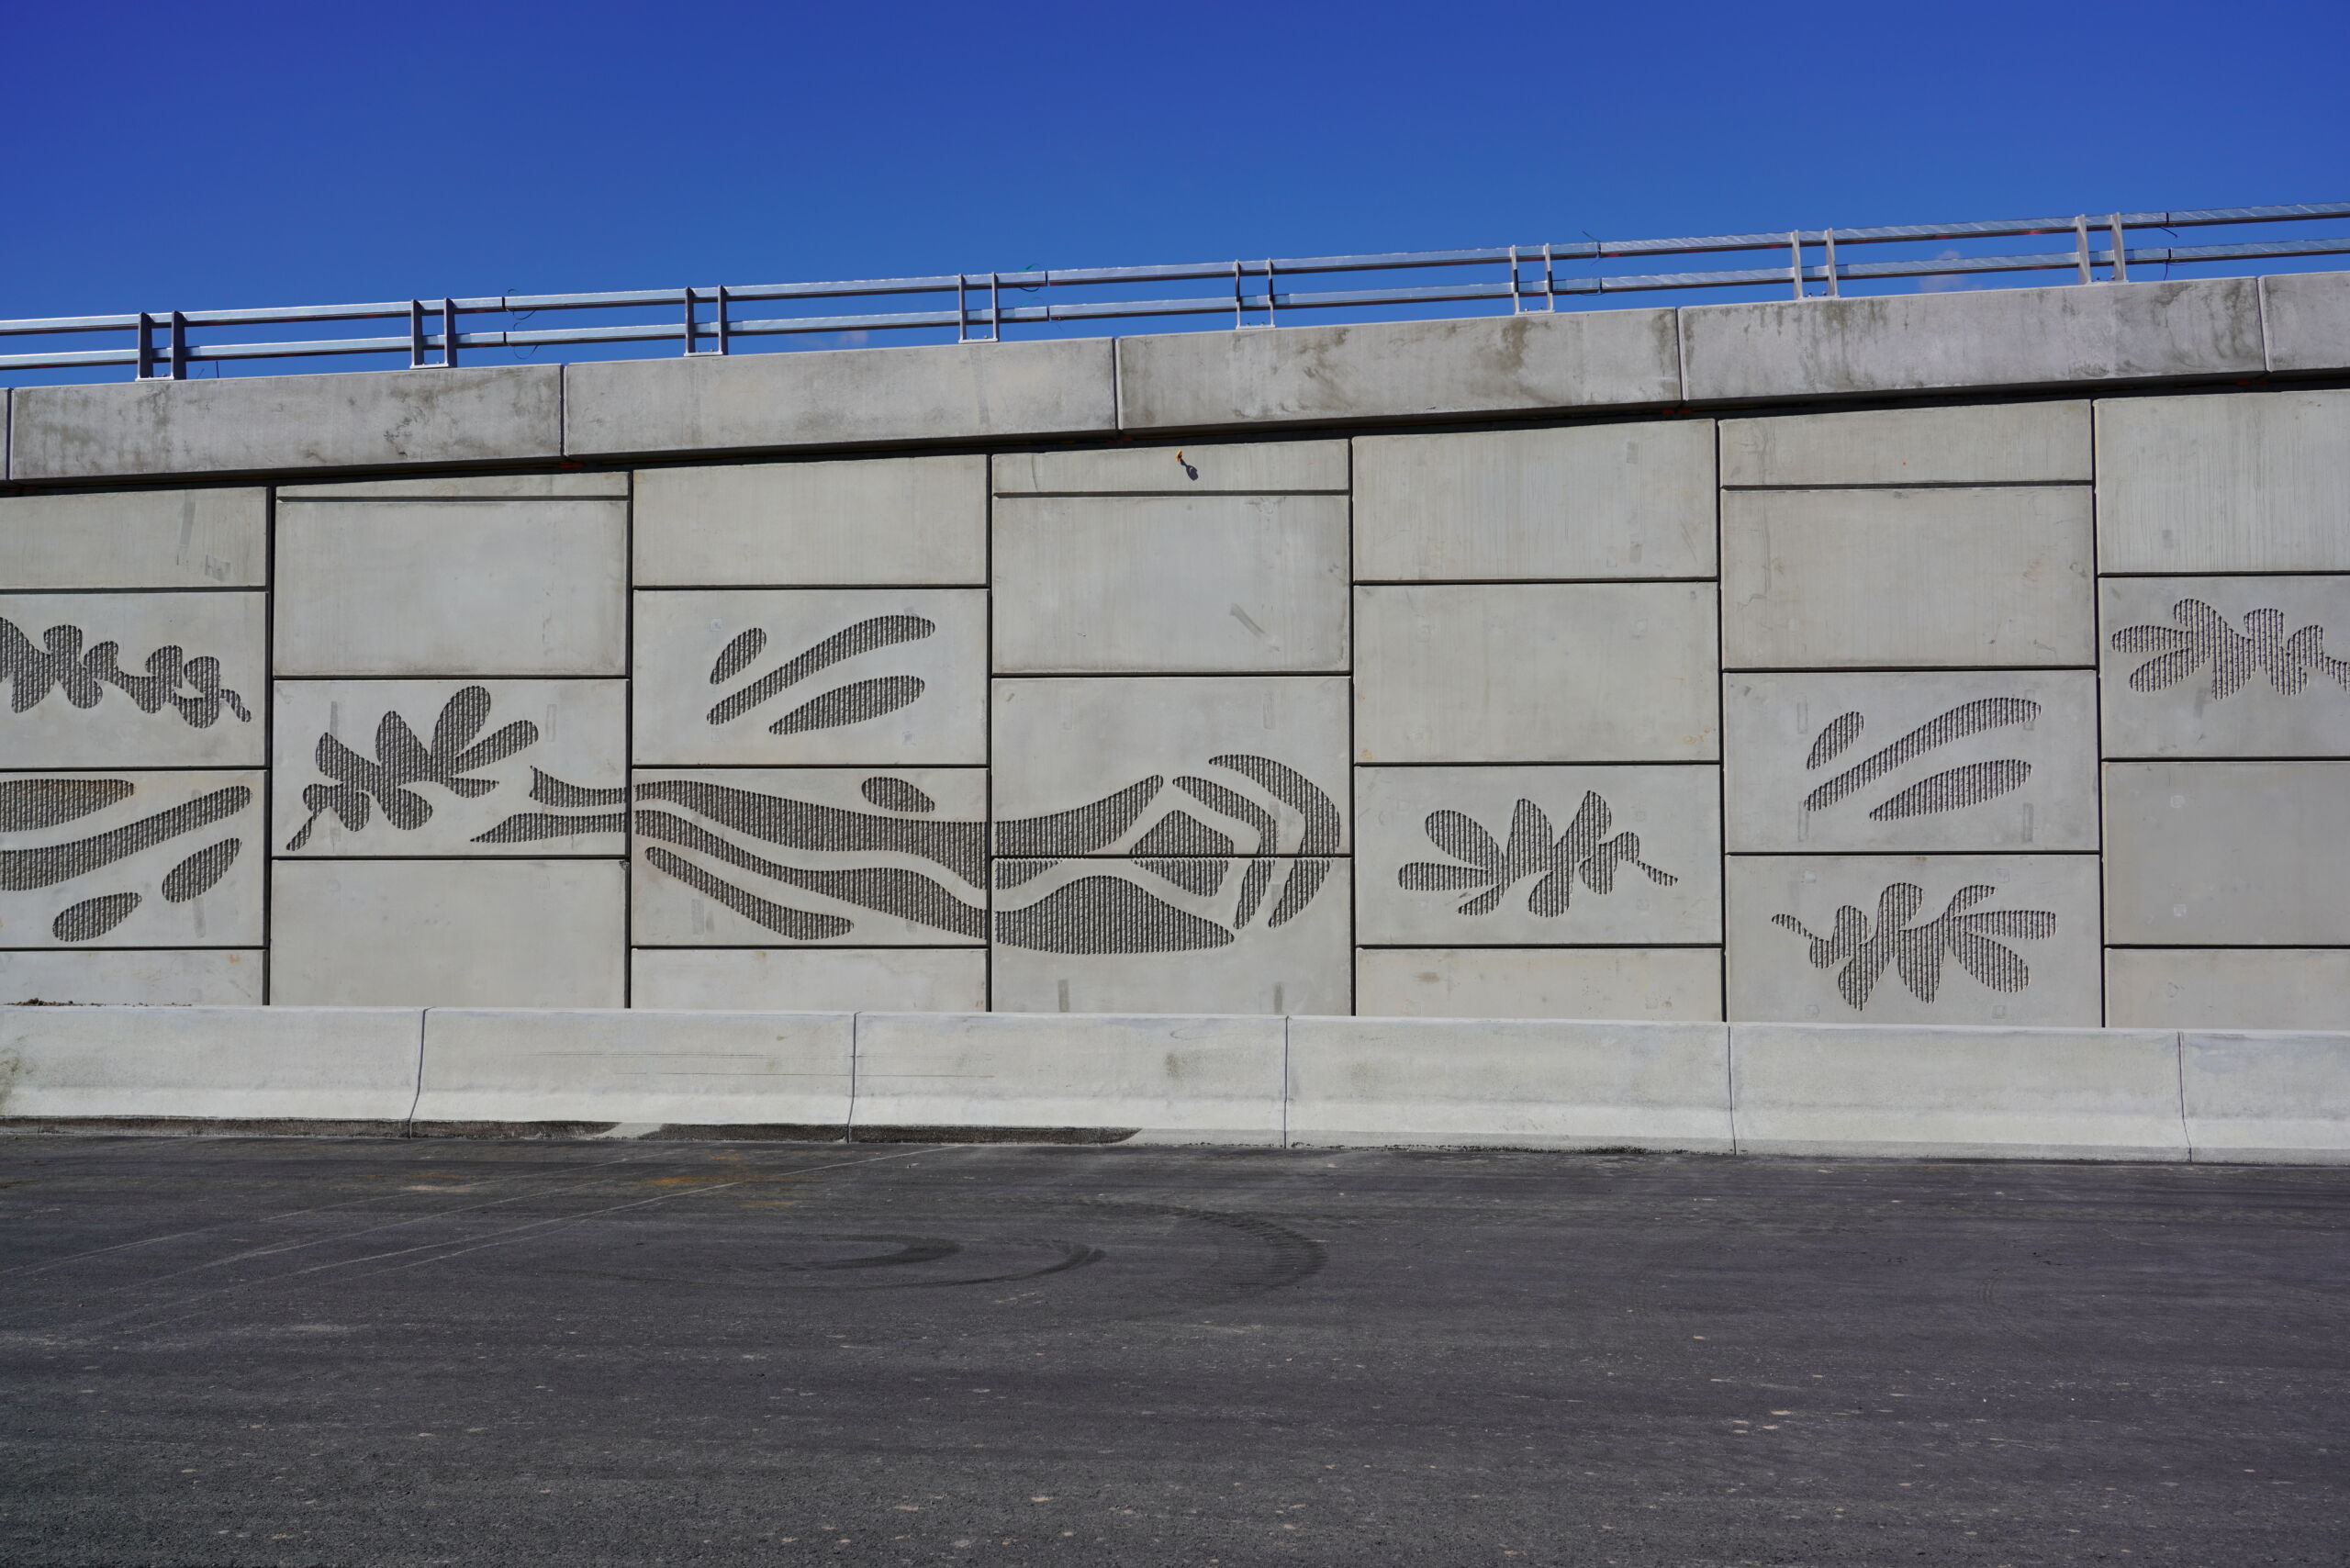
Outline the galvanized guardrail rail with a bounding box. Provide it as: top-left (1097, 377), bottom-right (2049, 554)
top-left (6, 202), bottom-right (2346, 380)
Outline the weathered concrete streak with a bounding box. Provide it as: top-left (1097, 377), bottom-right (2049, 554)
top-left (1681, 278), bottom-right (2263, 402)
top-left (563, 338), bottom-right (1115, 457)
top-left (8, 366), bottom-right (562, 481)
top-left (1116, 310), bottom-right (1683, 431)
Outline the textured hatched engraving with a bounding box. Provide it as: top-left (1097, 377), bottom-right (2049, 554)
top-left (475, 768), bottom-right (632, 844)
top-left (1399, 793), bottom-right (1675, 919)
top-left (1209, 755), bottom-right (1342, 854)
top-left (1, 618), bottom-right (252, 728)
top-left (643, 846), bottom-right (852, 942)
top-left (710, 628), bottom-right (767, 685)
top-left (1131, 809), bottom-right (1236, 857)
top-left (1807, 711), bottom-right (1865, 769)
top-left (1137, 857), bottom-right (1229, 897)
top-left (706, 615), bottom-right (935, 733)
top-left (996, 778), bottom-right (1163, 858)
top-left (861, 777), bottom-right (936, 814)
top-left (54, 892), bottom-right (140, 942)
top-left (1229, 858), bottom-right (1277, 929)
top-left (637, 778), bottom-right (984, 887)
top-left (529, 769), bottom-right (627, 808)
top-left (1264, 857), bottom-right (1336, 928)
top-left (161, 839), bottom-right (240, 902)
top-left (1803, 699), bottom-right (2038, 814)
top-left (994, 875), bottom-right (1236, 955)
top-left (3, 786), bottom-right (251, 890)
top-left (995, 857), bottom-right (1055, 890)
top-left (2113, 599), bottom-right (2350, 698)
top-left (638, 808), bottom-right (986, 937)
top-left (285, 687), bottom-right (538, 851)
top-left (768, 676), bottom-right (926, 736)
top-left (0, 778), bottom-right (133, 833)
top-left (1772, 883), bottom-right (2055, 1010)
top-left (1172, 776), bottom-right (1277, 851)
top-left (1869, 759), bottom-right (2032, 821)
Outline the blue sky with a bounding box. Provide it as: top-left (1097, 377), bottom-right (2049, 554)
top-left (4, 0), bottom-right (2345, 368)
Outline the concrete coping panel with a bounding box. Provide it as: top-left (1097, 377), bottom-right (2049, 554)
top-left (1286, 1015), bottom-right (1732, 1151)
top-left (2180, 1030), bottom-right (2350, 1164)
top-left (849, 1011), bottom-right (1286, 1145)
top-left (1729, 1022), bottom-right (2188, 1160)
top-left (7, 365), bottom-right (563, 482)
top-left (414, 1008), bottom-right (854, 1130)
top-left (0, 1005), bottom-right (423, 1123)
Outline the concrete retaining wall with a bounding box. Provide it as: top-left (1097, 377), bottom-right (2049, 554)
top-left (6, 1006), bottom-right (2346, 1162)
top-left (2, 271), bottom-right (2346, 1034)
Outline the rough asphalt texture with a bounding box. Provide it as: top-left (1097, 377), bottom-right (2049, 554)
top-left (1, 1137), bottom-right (2344, 1567)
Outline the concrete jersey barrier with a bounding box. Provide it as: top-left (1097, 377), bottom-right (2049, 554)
top-left (0, 1005), bottom-right (422, 1123)
top-left (8, 1005), bottom-right (2350, 1165)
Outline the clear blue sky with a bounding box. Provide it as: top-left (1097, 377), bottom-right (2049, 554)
top-left (5, 0), bottom-right (2345, 324)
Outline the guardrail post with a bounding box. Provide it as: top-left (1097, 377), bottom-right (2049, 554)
top-left (408, 300), bottom-right (428, 368)
top-left (2109, 213), bottom-right (2130, 282)
top-left (2075, 215), bottom-right (2094, 283)
top-left (134, 313), bottom-right (156, 379)
top-left (1821, 229), bottom-right (1840, 297)
top-left (1788, 231), bottom-right (1804, 298)
top-left (167, 311), bottom-right (187, 379)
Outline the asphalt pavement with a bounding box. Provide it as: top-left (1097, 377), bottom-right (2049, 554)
top-left (2, 1136), bottom-right (2345, 1567)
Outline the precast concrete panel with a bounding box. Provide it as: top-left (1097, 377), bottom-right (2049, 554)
top-left (632, 455), bottom-right (987, 587)
top-left (0, 487), bottom-right (265, 589)
top-left (1680, 277), bottom-right (2262, 402)
top-left (2104, 761), bottom-right (2350, 945)
top-left (0, 592), bottom-right (265, 767)
top-left (1352, 420), bottom-right (1716, 582)
top-left (1355, 764), bottom-right (1720, 946)
top-left (272, 680), bottom-right (627, 857)
top-left (2260, 270), bottom-right (2350, 374)
top-left (2107, 948), bottom-right (2350, 1031)
top-left (277, 473), bottom-right (627, 499)
top-left (414, 1008), bottom-right (854, 1130)
top-left (631, 767), bottom-right (988, 947)
top-left (849, 1011), bottom-right (1287, 1142)
top-left (0, 949), bottom-right (264, 1007)
top-left (989, 676), bottom-right (1350, 851)
top-left (1353, 583), bottom-right (1719, 763)
top-left (268, 858), bottom-right (625, 1007)
top-left (1720, 487), bottom-right (2095, 669)
top-left (563, 338), bottom-right (1116, 456)
top-left (1287, 1015), bottom-right (1735, 1150)
top-left (274, 498), bottom-right (626, 676)
top-left (1728, 1022), bottom-right (2188, 1160)
top-left (989, 856), bottom-right (1350, 1016)
top-left (1116, 310), bottom-right (1684, 430)
top-left (1726, 854), bottom-right (2103, 1026)
top-left (0, 770), bottom-right (263, 950)
top-left (632, 588), bottom-right (987, 766)
top-left (1718, 402), bottom-right (2092, 487)
top-left (8, 365), bottom-right (563, 481)
top-left (2096, 390), bottom-right (2350, 573)
top-left (2099, 576), bottom-right (2350, 757)
top-left (1722, 671), bottom-right (2099, 852)
top-left (991, 440), bottom-right (1347, 495)
top-left (630, 948), bottom-right (989, 1013)
top-left (991, 495), bottom-right (1348, 673)
top-left (1354, 947), bottom-right (1722, 1021)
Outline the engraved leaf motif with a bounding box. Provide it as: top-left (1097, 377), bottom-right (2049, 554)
top-left (285, 687), bottom-right (541, 850)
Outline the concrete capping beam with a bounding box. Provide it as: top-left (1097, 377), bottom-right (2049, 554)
top-left (562, 337), bottom-right (1117, 459)
top-left (1728, 1022), bottom-right (2189, 1161)
top-left (0, 1004), bottom-right (423, 1122)
top-left (2260, 270), bottom-right (2350, 374)
top-left (1114, 309), bottom-right (1684, 431)
top-left (2181, 1030), bottom-right (2350, 1164)
top-left (1285, 1014), bottom-right (1732, 1151)
top-left (1681, 276), bottom-right (2266, 404)
top-left (6, 365), bottom-right (562, 483)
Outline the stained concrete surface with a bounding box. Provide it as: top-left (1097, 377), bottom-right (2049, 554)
top-left (0, 1140), bottom-right (2344, 1567)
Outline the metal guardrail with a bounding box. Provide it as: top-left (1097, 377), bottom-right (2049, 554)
top-left (5, 203), bottom-right (2346, 379)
